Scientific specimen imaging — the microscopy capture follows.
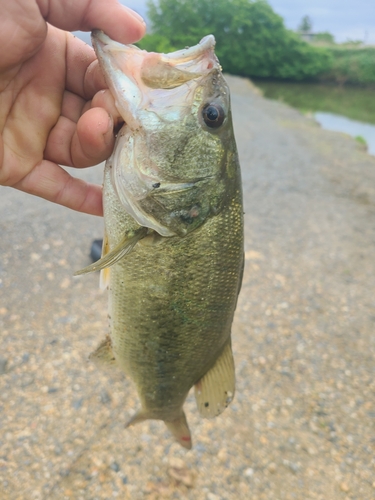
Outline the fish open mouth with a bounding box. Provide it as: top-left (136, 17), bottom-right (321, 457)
top-left (91, 30), bottom-right (219, 128)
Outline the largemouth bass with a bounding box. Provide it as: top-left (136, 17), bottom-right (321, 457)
top-left (76, 31), bottom-right (244, 449)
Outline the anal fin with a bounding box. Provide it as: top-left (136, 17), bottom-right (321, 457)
top-left (194, 340), bottom-right (235, 418)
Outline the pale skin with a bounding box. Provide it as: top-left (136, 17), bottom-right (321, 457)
top-left (0, 0), bottom-right (146, 216)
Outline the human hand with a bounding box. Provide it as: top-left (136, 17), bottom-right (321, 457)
top-left (0, 0), bottom-right (145, 216)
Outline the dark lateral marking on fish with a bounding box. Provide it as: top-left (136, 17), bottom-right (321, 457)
top-left (204, 402), bottom-right (209, 407)
top-left (152, 182), bottom-right (161, 188)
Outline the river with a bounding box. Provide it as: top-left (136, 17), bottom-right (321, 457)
top-left (253, 80), bottom-right (375, 156)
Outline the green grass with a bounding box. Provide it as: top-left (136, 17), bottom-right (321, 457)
top-left (355, 135), bottom-right (367, 146)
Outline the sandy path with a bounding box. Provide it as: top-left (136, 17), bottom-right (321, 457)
top-left (1, 75), bottom-right (374, 499)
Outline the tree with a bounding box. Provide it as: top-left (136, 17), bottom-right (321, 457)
top-left (139, 0), bottom-right (332, 80)
top-left (299, 15), bottom-right (313, 33)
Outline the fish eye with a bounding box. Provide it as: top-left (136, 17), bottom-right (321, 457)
top-left (202, 103), bottom-right (225, 128)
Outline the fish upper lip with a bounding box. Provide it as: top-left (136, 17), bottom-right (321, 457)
top-left (92, 30), bottom-right (216, 66)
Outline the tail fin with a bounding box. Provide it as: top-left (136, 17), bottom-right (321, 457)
top-left (125, 409), bottom-right (192, 449)
top-left (165, 412), bottom-right (192, 450)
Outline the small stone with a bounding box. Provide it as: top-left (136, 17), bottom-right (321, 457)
top-left (258, 356), bottom-right (266, 366)
top-left (168, 457), bottom-right (185, 469)
top-left (22, 352), bottom-right (30, 363)
top-left (99, 389), bottom-right (112, 405)
top-left (0, 307), bottom-right (7, 315)
top-left (72, 398), bottom-right (83, 410)
top-left (268, 462), bottom-right (277, 473)
top-left (54, 445), bottom-right (63, 456)
top-left (168, 458), bottom-right (195, 487)
top-left (217, 449), bottom-right (227, 462)
top-left (283, 459), bottom-right (300, 473)
top-left (60, 278), bottom-right (71, 289)
top-left (340, 482), bottom-right (350, 493)
top-left (245, 250), bottom-right (264, 261)
top-left (207, 494), bottom-right (220, 500)
top-left (244, 467), bottom-right (254, 477)
top-left (110, 462), bottom-right (120, 473)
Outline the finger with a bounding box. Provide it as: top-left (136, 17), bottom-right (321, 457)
top-left (91, 89), bottom-right (123, 128)
top-left (44, 107), bottom-right (114, 168)
top-left (38, 0), bottom-right (146, 43)
top-left (60, 89), bottom-right (122, 128)
top-left (60, 90), bottom-right (86, 123)
top-left (72, 107), bottom-right (115, 168)
top-left (64, 32), bottom-right (107, 99)
top-left (13, 160), bottom-right (103, 216)
top-left (63, 33), bottom-right (118, 100)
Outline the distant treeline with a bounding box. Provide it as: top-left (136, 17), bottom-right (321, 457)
top-left (321, 47), bottom-right (375, 85)
top-left (138, 0), bottom-right (375, 86)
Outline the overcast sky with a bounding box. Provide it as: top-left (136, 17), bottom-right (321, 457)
top-left (122, 0), bottom-right (375, 45)
top-left (75, 1), bottom-right (375, 45)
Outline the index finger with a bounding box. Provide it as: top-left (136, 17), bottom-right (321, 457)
top-left (37, 0), bottom-right (146, 44)
top-left (64, 32), bottom-right (108, 100)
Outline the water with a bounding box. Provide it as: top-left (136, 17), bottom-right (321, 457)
top-left (254, 80), bottom-right (375, 156)
top-left (315, 112), bottom-right (375, 155)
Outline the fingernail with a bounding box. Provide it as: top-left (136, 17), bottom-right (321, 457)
top-left (127, 8), bottom-right (146, 26)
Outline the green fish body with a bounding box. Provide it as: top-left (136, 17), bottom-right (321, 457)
top-left (77, 32), bottom-right (244, 449)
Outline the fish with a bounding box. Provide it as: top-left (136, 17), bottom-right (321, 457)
top-left (75, 30), bottom-right (244, 449)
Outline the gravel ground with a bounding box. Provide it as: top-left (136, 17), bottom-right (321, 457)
top-left (1, 75), bottom-right (375, 500)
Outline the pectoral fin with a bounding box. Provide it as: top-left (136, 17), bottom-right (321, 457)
top-left (194, 341), bottom-right (235, 418)
top-left (74, 226), bottom-right (147, 276)
top-left (99, 232), bottom-right (111, 290)
top-left (89, 335), bottom-right (117, 368)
